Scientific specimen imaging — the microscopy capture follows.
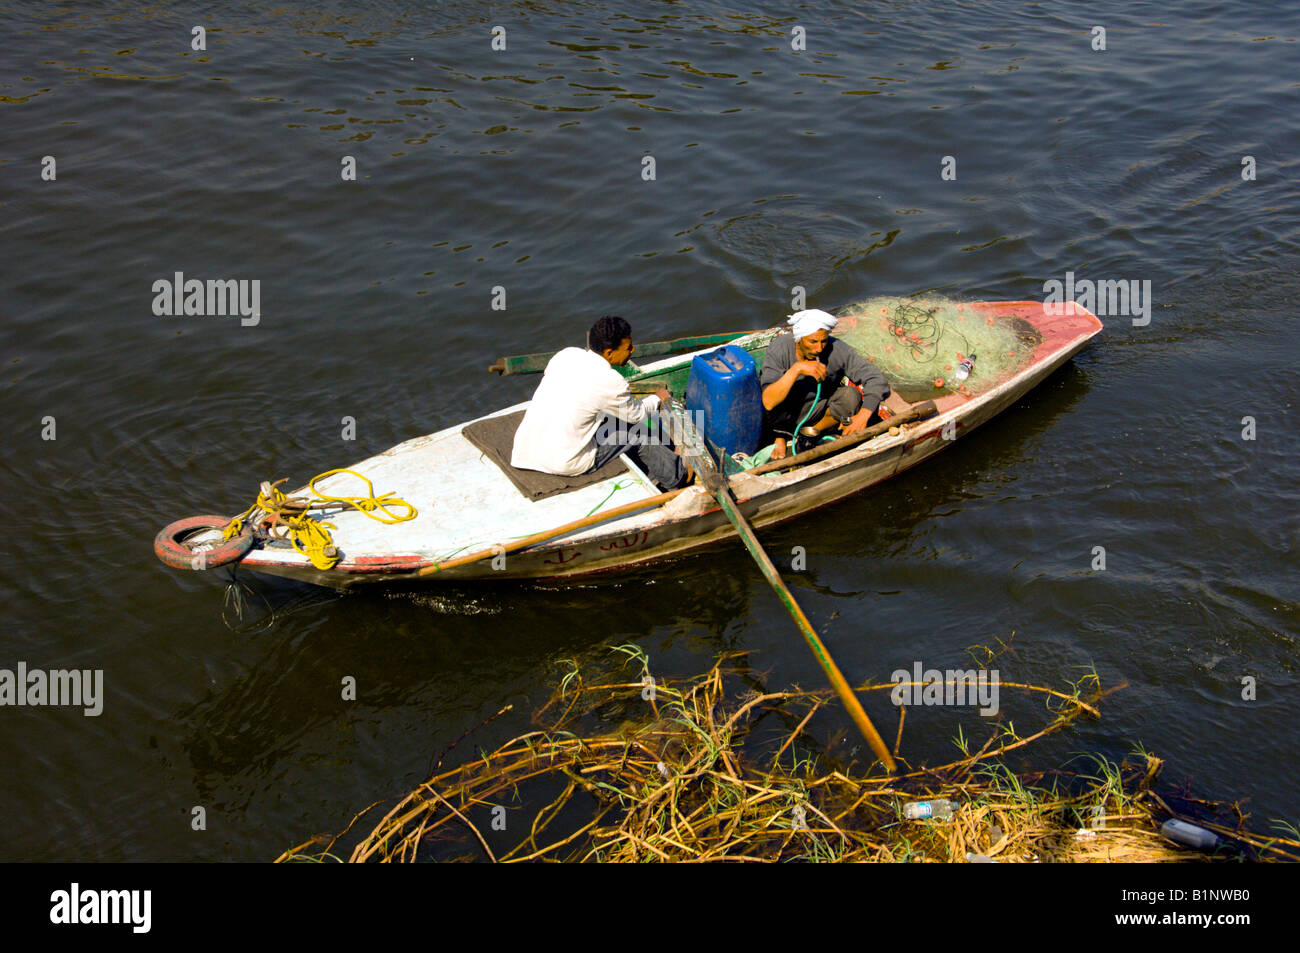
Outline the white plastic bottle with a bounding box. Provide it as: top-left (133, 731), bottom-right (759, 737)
top-left (953, 352), bottom-right (976, 382)
top-left (903, 799), bottom-right (959, 820)
top-left (1160, 819), bottom-right (1219, 850)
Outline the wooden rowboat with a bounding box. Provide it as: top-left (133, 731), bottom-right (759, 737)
top-left (177, 301), bottom-right (1102, 588)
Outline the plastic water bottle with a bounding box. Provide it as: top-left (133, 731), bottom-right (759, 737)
top-left (903, 799), bottom-right (959, 820)
top-left (1160, 819), bottom-right (1219, 850)
top-left (966, 852), bottom-right (997, 863)
top-left (953, 352), bottom-right (976, 382)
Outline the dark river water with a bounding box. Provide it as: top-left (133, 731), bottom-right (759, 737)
top-left (1, 1), bottom-right (1296, 861)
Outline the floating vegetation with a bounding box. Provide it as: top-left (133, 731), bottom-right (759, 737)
top-left (278, 649), bottom-right (1299, 863)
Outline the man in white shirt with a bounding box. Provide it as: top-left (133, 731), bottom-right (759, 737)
top-left (510, 315), bottom-right (692, 490)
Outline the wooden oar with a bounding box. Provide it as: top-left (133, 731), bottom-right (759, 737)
top-left (416, 487), bottom-right (686, 576)
top-left (742, 400), bottom-right (939, 478)
top-left (679, 414), bottom-right (898, 772)
top-left (626, 379), bottom-right (673, 395)
top-left (487, 331), bottom-right (758, 376)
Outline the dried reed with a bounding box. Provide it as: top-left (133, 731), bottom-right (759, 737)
top-left (278, 649), bottom-right (1299, 863)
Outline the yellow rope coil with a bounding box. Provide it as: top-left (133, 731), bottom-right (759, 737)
top-left (223, 469), bottom-right (418, 571)
top-left (307, 469), bottom-right (417, 523)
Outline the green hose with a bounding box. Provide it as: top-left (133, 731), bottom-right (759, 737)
top-left (791, 380), bottom-right (824, 447)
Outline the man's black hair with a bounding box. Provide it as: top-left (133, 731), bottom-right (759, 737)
top-left (588, 315), bottom-right (631, 354)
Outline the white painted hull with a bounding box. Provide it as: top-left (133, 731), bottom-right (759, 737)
top-left (237, 302), bottom-right (1102, 588)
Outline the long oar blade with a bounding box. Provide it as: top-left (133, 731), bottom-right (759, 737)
top-left (683, 426), bottom-right (896, 772)
top-left (487, 331), bottom-right (758, 376)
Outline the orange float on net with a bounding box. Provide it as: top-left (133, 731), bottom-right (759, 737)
top-left (945, 364), bottom-right (952, 370)
top-left (934, 377), bottom-right (945, 388)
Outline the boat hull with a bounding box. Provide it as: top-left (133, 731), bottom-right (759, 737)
top-left (237, 301), bottom-right (1101, 588)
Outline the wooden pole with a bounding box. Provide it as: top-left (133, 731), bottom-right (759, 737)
top-left (487, 331), bottom-right (760, 376)
top-left (742, 400), bottom-right (938, 478)
top-left (683, 420), bottom-right (897, 772)
top-left (712, 489), bottom-right (897, 771)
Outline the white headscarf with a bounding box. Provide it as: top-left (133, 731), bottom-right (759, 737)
top-left (787, 308), bottom-right (838, 340)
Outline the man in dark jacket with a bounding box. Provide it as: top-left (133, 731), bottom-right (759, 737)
top-left (760, 309), bottom-right (893, 461)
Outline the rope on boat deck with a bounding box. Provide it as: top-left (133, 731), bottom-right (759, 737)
top-left (221, 468), bottom-right (418, 570)
top-left (583, 478), bottom-right (640, 517)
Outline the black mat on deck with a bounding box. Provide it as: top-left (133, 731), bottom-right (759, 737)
top-left (461, 410), bottom-right (630, 501)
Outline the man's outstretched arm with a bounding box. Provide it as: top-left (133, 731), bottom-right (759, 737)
top-left (601, 384), bottom-right (670, 424)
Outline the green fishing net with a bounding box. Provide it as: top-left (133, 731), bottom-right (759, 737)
top-left (834, 297), bottom-right (1037, 401)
